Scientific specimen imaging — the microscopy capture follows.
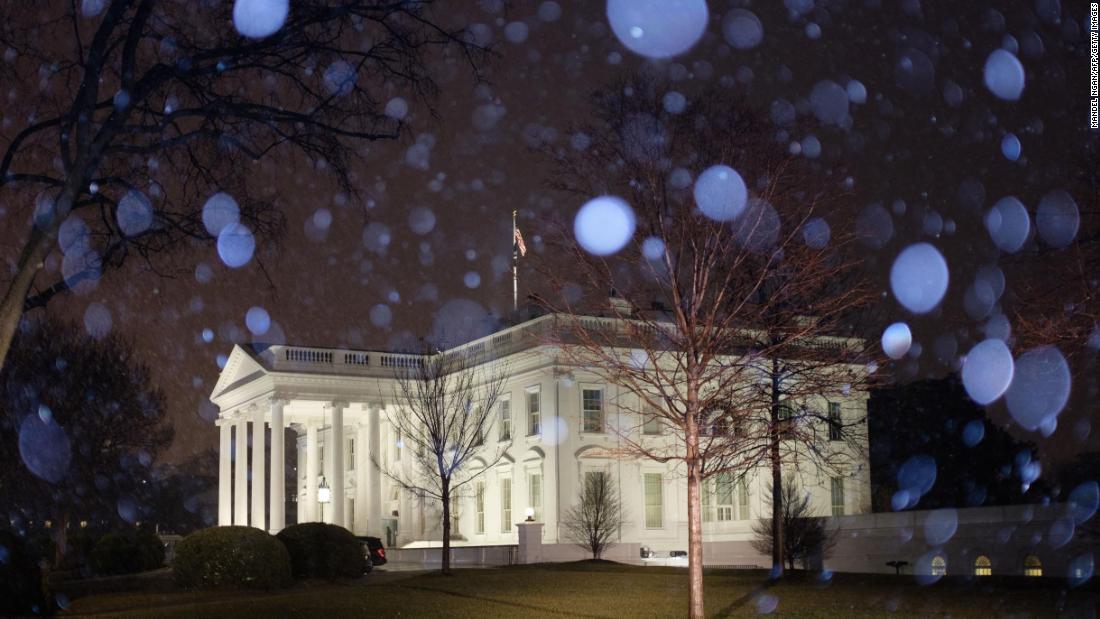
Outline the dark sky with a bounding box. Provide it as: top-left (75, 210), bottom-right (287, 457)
top-left (14, 0), bottom-right (1095, 466)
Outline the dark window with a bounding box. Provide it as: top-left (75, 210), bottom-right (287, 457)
top-left (828, 402), bottom-right (842, 441)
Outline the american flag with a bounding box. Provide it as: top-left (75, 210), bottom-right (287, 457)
top-left (513, 225), bottom-right (527, 257)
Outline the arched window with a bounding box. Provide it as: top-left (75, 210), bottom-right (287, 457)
top-left (1023, 555), bottom-right (1042, 577)
top-left (931, 555), bottom-right (947, 576)
top-left (974, 555), bottom-right (992, 576)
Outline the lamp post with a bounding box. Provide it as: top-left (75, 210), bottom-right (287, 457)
top-left (318, 476), bottom-right (331, 522)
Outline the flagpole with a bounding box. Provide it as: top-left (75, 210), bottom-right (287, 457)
top-left (512, 209), bottom-right (518, 314)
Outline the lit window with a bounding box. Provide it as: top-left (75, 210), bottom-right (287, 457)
top-left (644, 473), bottom-right (663, 528)
top-left (1024, 554), bottom-right (1042, 577)
top-left (831, 477), bottom-right (845, 516)
top-left (499, 397), bottom-right (512, 441)
top-left (475, 481), bottom-right (485, 535)
top-left (500, 477), bottom-right (513, 532)
top-left (526, 389), bottom-right (541, 436)
top-left (931, 555), bottom-right (947, 576)
top-left (828, 402), bottom-right (842, 441)
top-left (582, 388), bottom-right (604, 433)
top-left (974, 555), bottom-right (992, 576)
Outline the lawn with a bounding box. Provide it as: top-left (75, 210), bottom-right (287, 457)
top-left (60, 561), bottom-right (1097, 618)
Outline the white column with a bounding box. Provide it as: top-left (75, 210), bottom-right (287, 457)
top-left (329, 402), bottom-right (346, 528)
top-left (367, 405), bottom-right (382, 536)
top-left (234, 417), bottom-right (248, 525)
top-left (269, 398), bottom-right (286, 533)
top-left (218, 420), bottom-right (232, 526)
top-left (322, 424), bottom-right (333, 524)
top-left (251, 406), bottom-right (266, 529)
top-left (354, 415), bottom-right (370, 535)
top-left (295, 437), bottom-right (304, 524)
top-left (306, 423), bottom-right (319, 522)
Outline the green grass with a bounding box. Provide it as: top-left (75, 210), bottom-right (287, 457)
top-left (60, 561), bottom-right (1097, 618)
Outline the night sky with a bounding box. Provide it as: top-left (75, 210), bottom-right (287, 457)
top-left (5, 0), bottom-right (1096, 466)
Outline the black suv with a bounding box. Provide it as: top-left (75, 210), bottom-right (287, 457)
top-left (357, 536), bottom-right (387, 572)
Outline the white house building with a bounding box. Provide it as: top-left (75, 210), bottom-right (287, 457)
top-left (210, 312), bottom-right (872, 564)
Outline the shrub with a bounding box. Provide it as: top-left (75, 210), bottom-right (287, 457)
top-left (90, 530), bottom-right (165, 575)
top-left (173, 526), bottom-right (291, 589)
top-left (276, 523), bottom-right (365, 579)
top-left (0, 529), bottom-right (49, 615)
top-left (59, 529), bottom-right (99, 574)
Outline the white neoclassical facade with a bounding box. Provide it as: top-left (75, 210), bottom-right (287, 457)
top-left (210, 313), bottom-right (871, 559)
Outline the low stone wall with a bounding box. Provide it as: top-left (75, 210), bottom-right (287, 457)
top-left (701, 503), bottom-right (1096, 577)
top-left (389, 503), bottom-right (1098, 578)
top-left (824, 503), bottom-right (1092, 578)
top-left (386, 544), bottom-right (519, 567)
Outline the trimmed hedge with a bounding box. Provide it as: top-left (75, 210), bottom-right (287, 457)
top-left (276, 523), bottom-right (365, 579)
top-left (90, 530), bottom-right (165, 575)
top-left (173, 526), bottom-right (291, 589)
top-left (0, 529), bottom-right (49, 615)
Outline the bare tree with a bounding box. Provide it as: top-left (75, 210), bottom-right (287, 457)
top-left (382, 347), bottom-right (506, 575)
top-left (751, 479), bottom-right (837, 571)
top-left (1010, 142), bottom-right (1099, 359)
top-left (0, 0), bottom-right (485, 369)
top-left (536, 77), bottom-right (869, 618)
top-left (562, 471), bottom-right (623, 560)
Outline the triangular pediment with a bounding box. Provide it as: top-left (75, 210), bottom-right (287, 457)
top-left (210, 345), bottom-right (268, 402)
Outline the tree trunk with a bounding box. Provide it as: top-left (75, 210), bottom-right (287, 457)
top-left (53, 512), bottom-right (70, 568)
top-left (769, 359), bottom-right (784, 579)
top-left (0, 225), bottom-right (57, 369)
top-left (441, 477), bottom-right (451, 575)
top-left (686, 415), bottom-right (704, 619)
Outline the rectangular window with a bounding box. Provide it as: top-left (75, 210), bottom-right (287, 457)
top-left (472, 405), bottom-right (484, 447)
top-left (582, 388), bottom-right (604, 433)
top-left (702, 479), bottom-right (714, 522)
top-left (501, 477), bottom-right (513, 532)
top-left (644, 473), bottom-right (663, 529)
top-left (831, 477), bottom-right (845, 516)
top-left (778, 403), bottom-right (794, 421)
top-left (584, 470), bottom-right (603, 488)
top-left (828, 402), bottom-right (842, 441)
top-left (778, 403), bottom-right (794, 438)
top-left (475, 481), bottom-right (485, 535)
top-left (499, 397), bottom-right (512, 441)
top-left (528, 471), bottom-right (543, 522)
top-left (716, 473), bottom-right (734, 521)
top-left (527, 389), bottom-right (541, 436)
top-left (347, 438), bottom-right (355, 471)
top-left (394, 430), bottom-right (402, 462)
top-left (643, 402), bottom-right (662, 435)
top-left (738, 480), bottom-right (750, 520)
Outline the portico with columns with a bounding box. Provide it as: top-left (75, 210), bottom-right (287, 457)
top-left (210, 346), bottom-right (390, 537)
